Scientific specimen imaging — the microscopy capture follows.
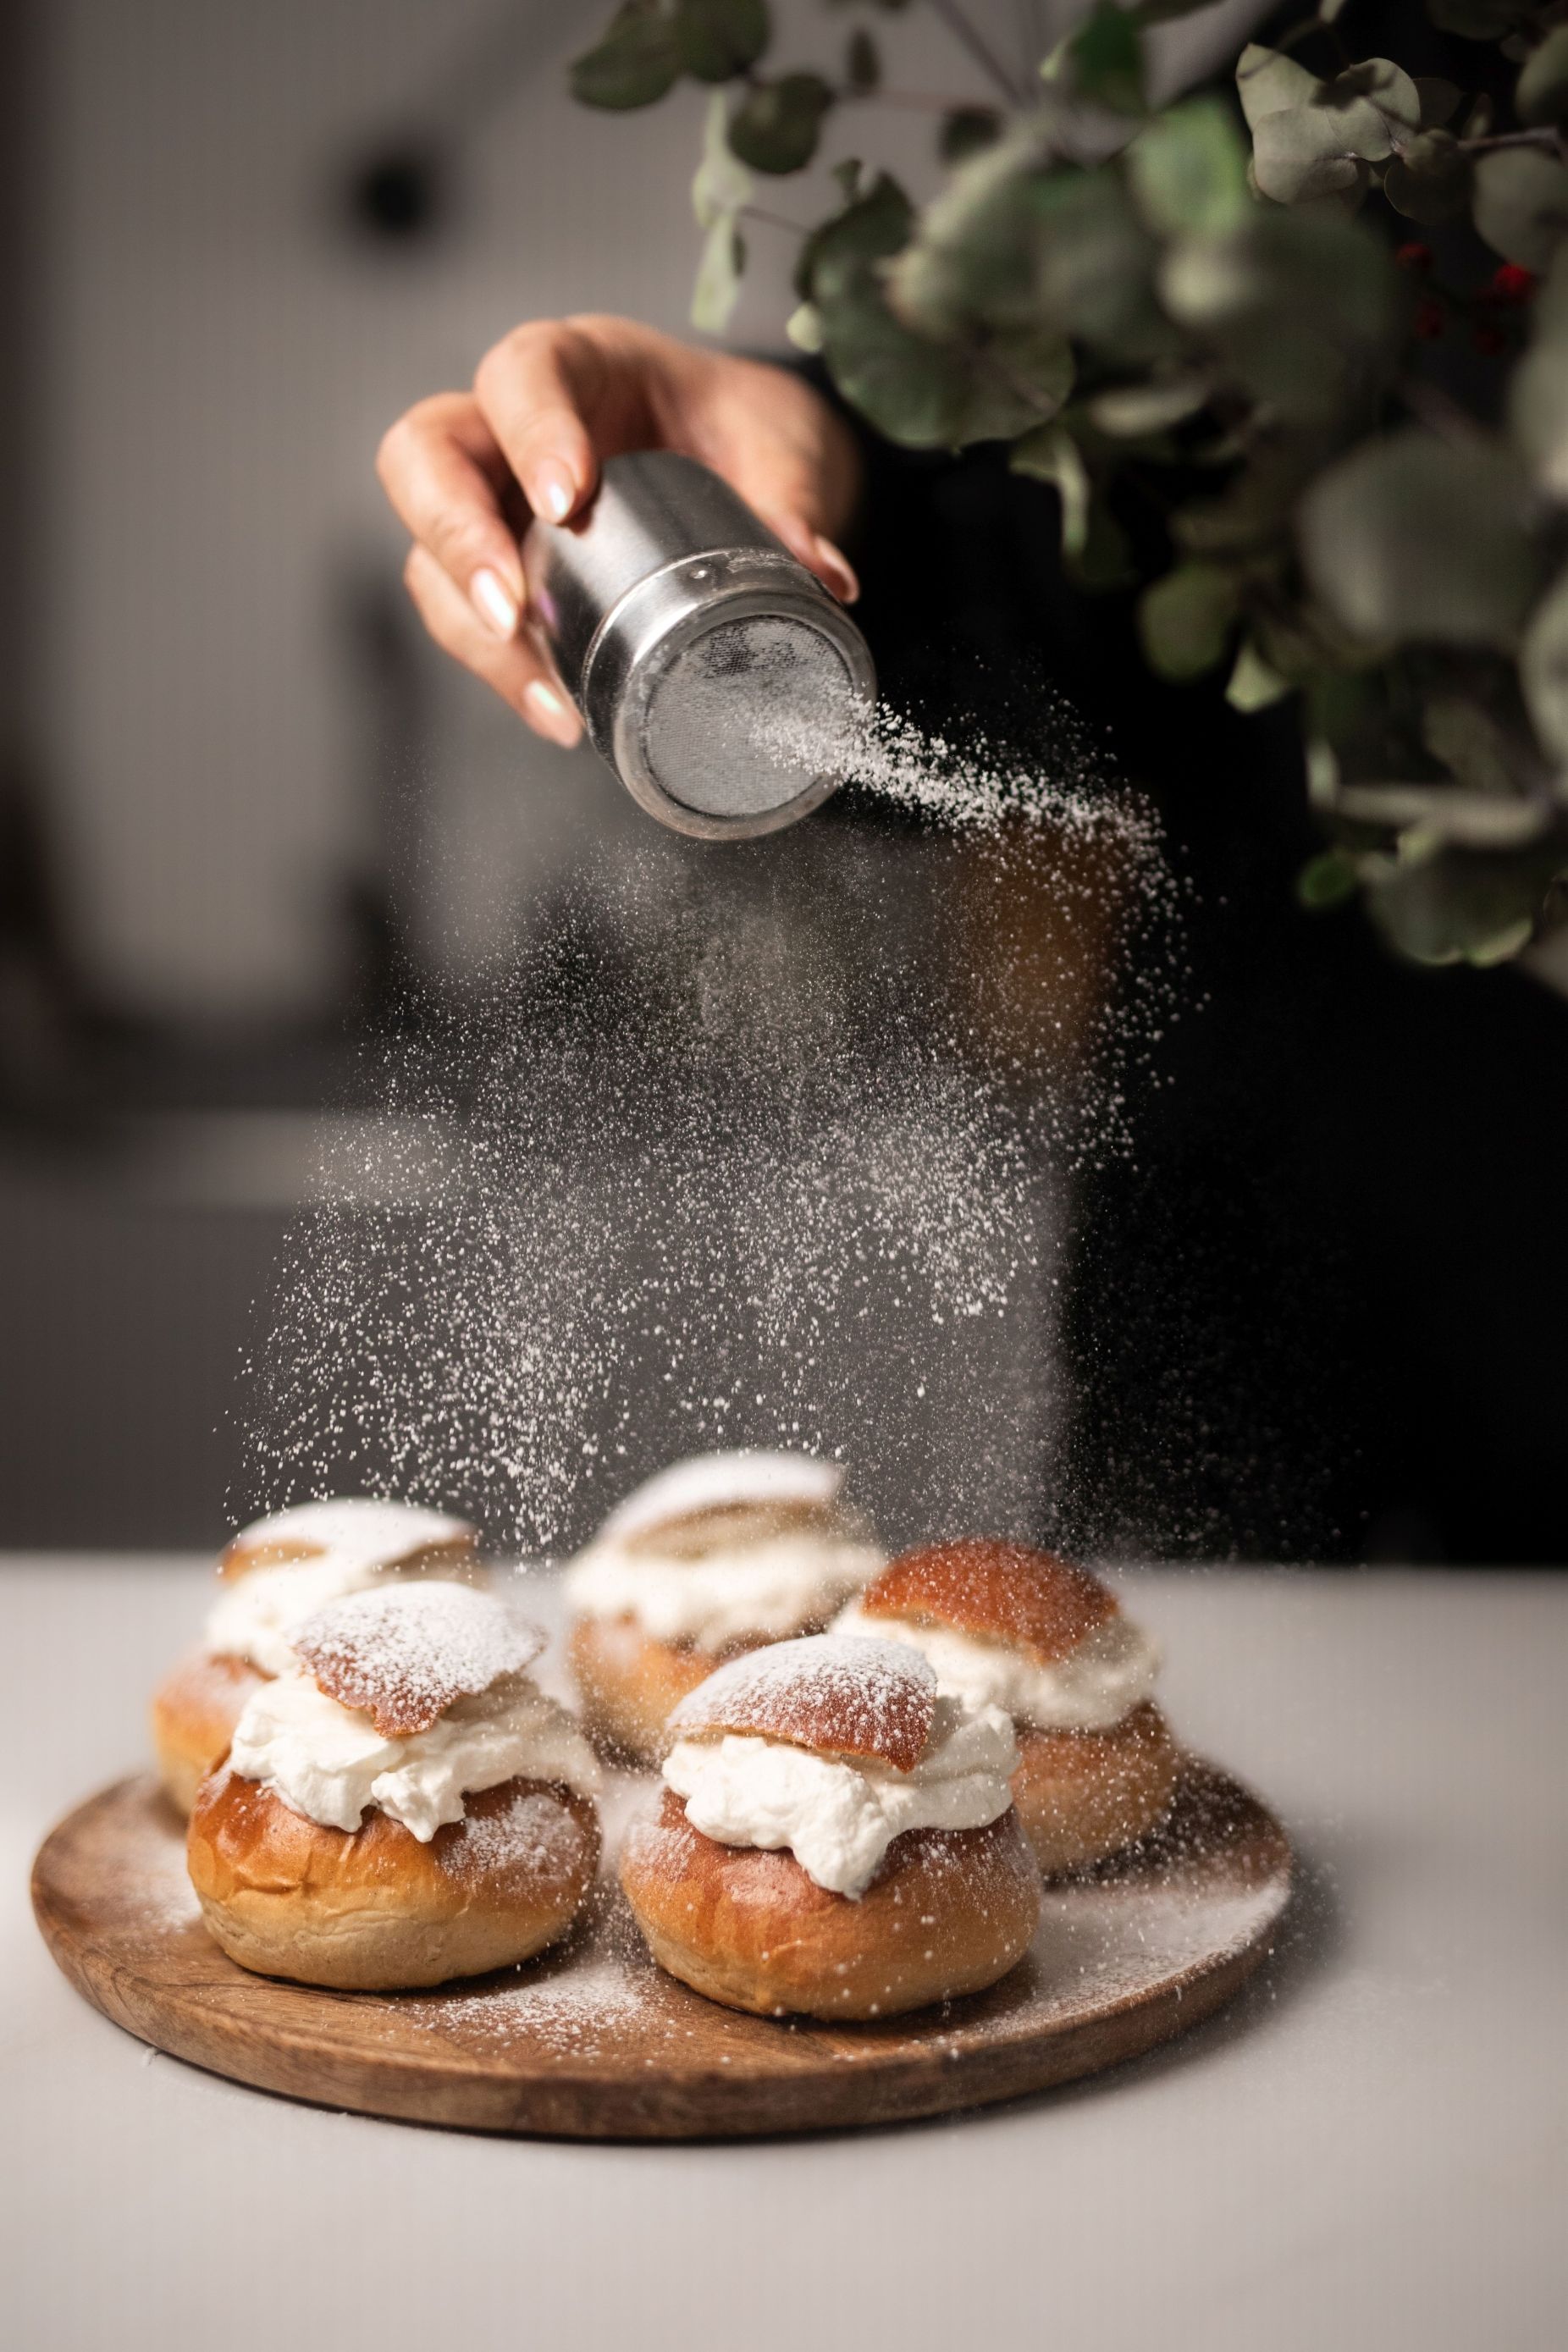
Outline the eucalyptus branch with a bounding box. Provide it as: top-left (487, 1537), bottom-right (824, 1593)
top-left (1457, 127), bottom-right (1568, 157)
top-left (929, 0), bottom-right (1032, 108)
top-left (739, 204), bottom-right (807, 238)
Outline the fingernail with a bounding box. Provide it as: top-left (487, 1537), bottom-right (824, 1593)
top-left (524, 680), bottom-right (581, 746)
top-left (814, 535), bottom-right (859, 603)
top-left (534, 461), bottom-right (576, 524)
top-left (470, 566), bottom-right (519, 639)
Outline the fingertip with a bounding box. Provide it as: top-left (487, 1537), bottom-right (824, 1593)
top-left (523, 678), bottom-right (583, 747)
top-left (813, 535), bottom-right (860, 605)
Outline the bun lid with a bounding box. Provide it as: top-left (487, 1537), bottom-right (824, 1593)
top-left (665, 1633), bottom-right (936, 1773)
top-left (858, 1539), bottom-right (1117, 1665)
top-left (290, 1581), bottom-right (543, 1738)
top-left (220, 1497), bottom-right (478, 1580)
top-left (600, 1450), bottom-right (849, 1555)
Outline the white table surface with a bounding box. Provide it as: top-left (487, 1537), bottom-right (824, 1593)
top-left (3, 1560), bottom-right (1565, 2352)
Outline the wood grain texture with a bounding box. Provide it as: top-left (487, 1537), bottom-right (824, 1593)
top-left (32, 1763), bottom-right (1290, 2139)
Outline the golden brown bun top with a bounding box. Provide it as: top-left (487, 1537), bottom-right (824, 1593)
top-left (665, 1634), bottom-right (936, 1772)
top-left (291, 1581), bottom-right (543, 1736)
top-left (218, 1497), bottom-right (478, 1581)
top-left (857, 1538), bottom-right (1117, 1664)
top-left (599, 1449), bottom-right (859, 1560)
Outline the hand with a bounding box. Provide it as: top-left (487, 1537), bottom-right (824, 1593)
top-left (376, 315), bottom-right (864, 747)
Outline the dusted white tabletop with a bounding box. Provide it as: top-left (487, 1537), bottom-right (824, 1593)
top-left (3, 1560), bottom-right (1564, 2351)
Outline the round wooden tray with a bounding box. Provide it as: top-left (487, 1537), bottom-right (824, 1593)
top-left (33, 1763), bottom-right (1289, 2139)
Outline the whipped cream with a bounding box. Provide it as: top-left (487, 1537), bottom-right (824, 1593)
top-left (832, 1599), bottom-right (1160, 1733)
top-left (227, 1670), bottom-right (601, 1842)
top-left (207, 1555), bottom-right (424, 1676)
top-left (565, 1532), bottom-right (885, 1653)
top-left (663, 1695), bottom-right (1019, 1898)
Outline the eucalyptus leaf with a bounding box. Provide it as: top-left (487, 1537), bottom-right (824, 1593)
top-left (1383, 130), bottom-right (1470, 224)
top-left (1251, 109), bottom-right (1372, 206)
top-left (807, 174), bottom-right (1024, 447)
top-left (691, 214), bottom-right (745, 333)
top-left (1297, 848), bottom-right (1360, 907)
top-left (1235, 44), bottom-right (1317, 131)
top-left (1228, 638), bottom-right (1292, 709)
top-left (1160, 210), bottom-right (1399, 421)
top-left (1510, 251), bottom-right (1568, 495)
top-left (1368, 842), bottom-right (1558, 965)
top-left (1032, 169), bottom-right (1170, 359)
top-left (1067, 3), bottom-right (1147, 119)
top-left (1423, 696), bottom-right (1533, 798)
top-left (886, 136), bottom-right (1052, 339)
top-left (1300, 431), bottom-right (1539, 649)
top-left (940, 108), bottom-right (1003, 164)
top-left (1473, 148), bottom-right (1568, 270)
top-left (785, 301), bottom-right (825, 352)
top-left (846, 30), bottom-right (880, 94)
top-left (1415, 75), bottom-right (1461, 125)
top-left (1012, 422), bottom-right (1091, 554)
top-left (571, 4), bottom-right (682, 110)
top-left (1126, 98), bottom-right (1252, 239)
top-left (1517, 26), bottom-right (1568, 124)
top-left (729, 72), bottom-right (834, 173)
top-left (1137, 561), bottom-right (1238, 678)
top-left (675, 0), bottom-right (769, 83)
top-left (693, 92), bottom-right (752, 229)
top-left (1088, 377), bottom-right (1210, 433)
top-left (1521, 571), bottom-right (1568, 759)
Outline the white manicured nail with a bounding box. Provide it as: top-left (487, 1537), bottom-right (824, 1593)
top-left (535, 462), bottom-right (576, 523)
top-left (470, 566), bottom-right (519, 638)
top-left (524, 680), bottom-right (580, 744)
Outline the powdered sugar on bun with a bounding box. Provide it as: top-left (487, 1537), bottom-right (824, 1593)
top-left (291, 1582), bottom-right (543, 1737)
top-left (220, 1497), bottom-right (476, 1579)
top-left (665, 1633), bottom-right (936, 1773)
top-left (600, 1450), bottom-right (846, 1551)
top-left (858, 1539), bottom-right (1118, 1665)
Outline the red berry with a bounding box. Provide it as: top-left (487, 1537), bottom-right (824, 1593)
top-left (1413, 299), bottom-right (1445, 340)
top-left (1396, 242), bottom-right (1433, 273)
top-left (1491, 263), bottom-right (1536, 302)
top-left (1473, 324), bottom-right (1507, 356)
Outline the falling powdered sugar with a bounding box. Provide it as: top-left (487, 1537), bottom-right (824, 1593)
top-left (236, 687), bottom-right (1190, 1559)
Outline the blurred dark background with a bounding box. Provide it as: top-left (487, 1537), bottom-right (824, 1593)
top-left (2, 0), bottom-right (1564, 1562)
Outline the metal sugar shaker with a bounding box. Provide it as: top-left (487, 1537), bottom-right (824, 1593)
top-left (522, 450), bottom-right (876, 841)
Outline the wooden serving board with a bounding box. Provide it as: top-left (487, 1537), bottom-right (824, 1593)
top-left (33, 1763), bottom-right (1289, 2139)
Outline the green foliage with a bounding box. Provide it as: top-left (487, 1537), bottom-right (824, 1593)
top-left (570, 4), bottom-right (682, 109)
top-left (567, 0), bottom-right (1568, 978)
top-left (1300, 433), bottom-right (1539, 649)
top-left (1062, 3), bottom-right (1147, 120)
top-left (675, 0), bottom-right (768, 81)
top-left (941, 108), bottom-right (1003, 164)
top-left (730, 74), bottom-right (835, 172)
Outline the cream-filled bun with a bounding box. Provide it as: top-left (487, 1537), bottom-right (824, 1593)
top-left (619, 1633), bottom-right (1040, 2019)
top-left (187, 1581), bottom-right (601, 1990)
top-left (151, 1498), bottom-right (481, 1815)
top-left (565, 1450), bottom-right (885, 1764)
top-left (836, 1539), bottom-right (1180, 1874)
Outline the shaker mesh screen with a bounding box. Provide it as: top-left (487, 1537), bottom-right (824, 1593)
top-left (642, 616), bottom-right (857, 818)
